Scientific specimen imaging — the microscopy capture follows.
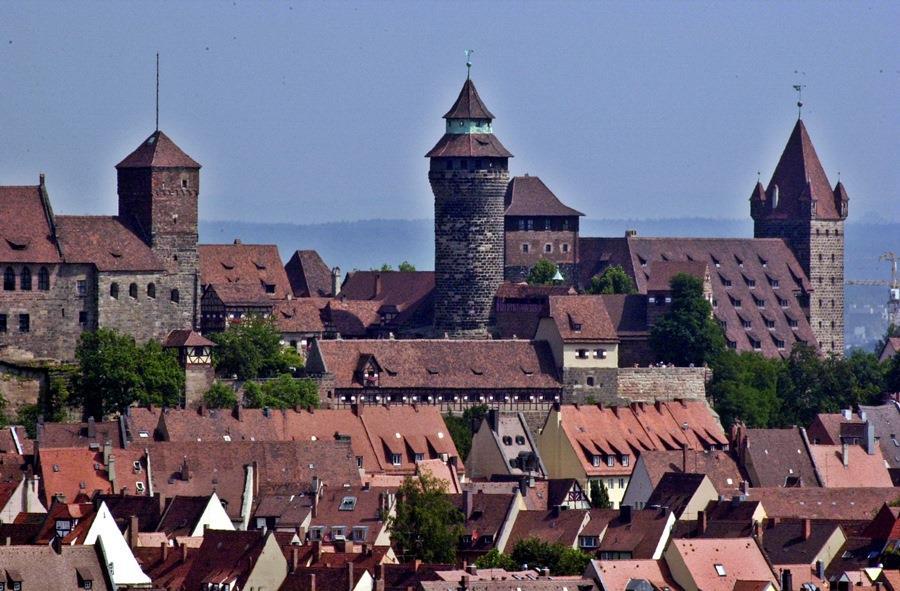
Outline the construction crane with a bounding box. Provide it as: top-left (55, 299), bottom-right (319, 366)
top-left (846, 252), bottom-right (899, 327)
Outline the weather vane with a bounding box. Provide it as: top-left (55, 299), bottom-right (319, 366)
top-left (793, 82), bottom-right (806, 119)
top-left (465, 49), bottom-right (474, 80)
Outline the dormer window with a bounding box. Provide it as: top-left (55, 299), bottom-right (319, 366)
top-left (414, 453), bottom-right (424, 462)
top-left (591, 455), bottom-right (601, 467)
top-left (264, 283), bottom-right (276, 294)
top-left (339, 496), bottom-right (357, 511)
top-left (572, 322), bottom-right (582, 332)
top-left (606, 455), bottom-right (615, 467)
top-left (390, 453), bottom-right (402, 466)
top-left (621, 455), bottom-right (629, 467)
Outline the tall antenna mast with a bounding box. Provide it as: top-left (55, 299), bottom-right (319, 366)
top-left (156, 52), bottom-right (160, 132)
top-left (465, 49), bottom-right (474, 80)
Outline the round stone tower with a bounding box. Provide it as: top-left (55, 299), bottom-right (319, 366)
top-left (427, 76), bottom-right (512, 337)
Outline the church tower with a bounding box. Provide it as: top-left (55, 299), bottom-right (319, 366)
top-left (750, 119), bottom-right (848, 354)
top-left (116, 130), bottom-right (201, 327)
top-left (427, 75), bottom-right (512, 337)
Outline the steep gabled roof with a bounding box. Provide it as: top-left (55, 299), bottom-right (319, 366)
top-left (55, 215), bottom-right (164, 271)
top-left (426, 133), bottom-right (512, 158)
top-left (504, 176), bottom-right (584, 217)
top-left (0, 185), bottom-right (61, 263)
top-left (116, 130), bottom-right (201, 169)
top-left (285, 250), bottom-right (334, 297)
top-left (443, 79), bottom-right (495, 120)
top-left (198, 243), bottom-right (291, 299)
top-left (545, 295), bottom-right (618, 342)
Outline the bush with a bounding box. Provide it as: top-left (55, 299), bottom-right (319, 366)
top-left (210, 316), bottom-right (300, 380)
top-left (527, 259), bottom-right (559, 285)
top-left (475, 549), bottom-right (517, 570)
top-left (510, 538), bottom-right (593, 575)
top-left (587, 265), bottom-right (636, 294)
top-left (204, 382), bottom-right (238, 409)
top-left (242, 374), bottom-right (319, 409)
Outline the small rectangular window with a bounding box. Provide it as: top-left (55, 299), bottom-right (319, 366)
top-left (0, 314), bottom-right (6, 332)
top-left (594, 349), bottom-right (607, 359)
top-left (77, 280), bottom-right (87, 297)
top-left (521, 243), bottom-right (530, 254)
top-left (576, 349), bottom-right (588, 359)
top-left (518, 219), bottom-right (526, 231)
top-left (606, 455), bottom-right (615, 467)
top-left (18, 314), bottom-right (29, 333)
top-left (79, 311), bottom-right (87, 326)
top-left (390, 453), bottom-right (402, 466)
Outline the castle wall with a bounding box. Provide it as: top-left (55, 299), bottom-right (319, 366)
top-left (96, 271), bottom-right (195, 344)
top-left (562, 366), bottom-right (709, 405)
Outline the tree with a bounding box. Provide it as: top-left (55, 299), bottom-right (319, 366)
top-left (587, 265), bottom-right (636, 295)
top-left (475, 549), bottom-right (517, 570)
top-left (204, 382), bottom-right (238, 409)
top-left (887, 352), bottom-right (900, 395)
top-left (243, 374), bottom-right (319, 409)
top-left (556, 547), bottom-right (593, 576)
top-left (710, 350), bottom-right (782, 429)
top-left (589, 480), bottom-right (612, 509)
top-left (376, 263), bottom-right (394, 272)
top-left (398, 261), bottom-right (416, 272)
top-left (73, 328), bottom-right (184, 417)
top-left (527, 259), bottom-right (559, 285)
top-left (388, 472), bottom-right (464, 563)
top-left (649, 273), bottom-right (725, 366)
top-left (210, 316), bottom-right (300, 380)
top-left (510, 538), bottom-right (593, 575)
top-left (444, 405), bottom-right (488, 461)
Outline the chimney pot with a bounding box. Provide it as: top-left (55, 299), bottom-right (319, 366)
top-left (803, 518), bottom-right (812, 541)
top-left (842, 442), bottom-right (850, 467)
top-left (309, 573), bottom-right (317, 591)
top-left (161, 541), bottom-right (169, 562)
top-left (181, 542), bottom-right (188, 563)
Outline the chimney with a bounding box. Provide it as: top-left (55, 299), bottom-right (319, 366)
top-left (39, 173), bottom-right (46, 187)
top-left (291, 546), bottom-right (300, 573)
top-left (309, 573), bottom-right (317, 591)
top-left (102, 439), bottom-right (112, 464)
top-left (332, 267), bottom-right (342, 297)
top-left (181, 456), bottom-right (191, 481)
top-left (815, 560), bottom-right (825, 580)
top-left (487, 409), bottom-right (499, 432)
top-left (842, 408), bottom-right (851, 420)
top-left (802, 518), bottom-right (812, 541)
top-left (781, 569), bottom-right (794, 591)
top-left (463, 490), bottom-right (473, 519)
top-left (128, 514), bottom-right (139, 549)
top-left (842, 442), bottom-right (850, 467)
top-left (375, 564), bottom-right (385, 591)
top-left (107, 453), bottom-right (117, 494)
top-left (698, 510), bottom-right (707, 535)
top-left (620, 504), bottom-right (632, 524)
top-left (682, 445), bottom-right (688, 473)
top-left (87, 416), bottom-right (96, 439)
top-left (312, 477), bottom-right (320, 518)
top-left (465, 564), bottom-right (477, 575)
top-left (740, 480), bottom-right (749, 495)
top-left (373, 273), bottom-right (383, 298)
top-left (460, 575), bottom-right (469, 591)
top-left (181, 542), bottom-right (189, 563)
top-left (4, 536), bottom-right (10, 546)
top-left (625, 229), bottom-right (637, 238)
top-left (866, 421), bottom-right (876, 455)
top-left (233, 238), bottom-right (242, 245)
top-left (313, 539), bottom-right (322, 563)
top-left (347, 561), bottom-right (355, 591)
top-left (161, 541), bottom-right (169, 562)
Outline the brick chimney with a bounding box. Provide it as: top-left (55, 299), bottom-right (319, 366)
top-left (128, 514), bottom-right (139, 549)
top-left (291, 546), bottom-right (300, 573)
top-left (802, 518), bottom-right (812, 541)
top-left (698, 510), bottom-right (707, 535)
top-left (347, 561), bottom-right (355, 591)
top-left (842, 442), bottom-right (850, 468)
top-left (309, 573), bottom-right (317, 591)
top-left (463, 490), bottom-right (473, 519)
top-left (161, 541), bottom-right (169, 562)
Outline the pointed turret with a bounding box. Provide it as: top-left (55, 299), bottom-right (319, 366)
top-left (748, 181), bottom-right (767, 219)
top-left (443, 78), bottom-right (495, 120)
top-left (833, 181), bottom-right (850, 219)
top-left (762, 119), bottom-right (840, 220)
top-left (116, 130), bottom-right (201, 169)
top-left (427, 78), bottom-right (512, 158)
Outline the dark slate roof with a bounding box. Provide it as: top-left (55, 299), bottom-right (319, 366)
top-left (504, 176), bottom-right (584, 217)
top-left (116, 130), bottom-right (201, 169)
top-left (858, 403), bottom-right (900, 469)
top-left (285, 250), bottom-right (334, 297)
top-left (341, 271), bottom-right (434, 313)
top-left (95, 493), bottom-right (162, 533)
top-left (426, 133), bottom-right (512, 158)
top-left (760, 519), bottom-right (842, 566)
top-left (0, 185), bottom-right (61, 263)
top-left (741, 428), bottom-right (819, 488)
top-left (645, 472), bottom-right (707, 516)
top-left (593, 508), bottom-right (673, 559)
top-left (760, 120), bottom-right (842, 221)
top-left (600, 294), bottom-right (649, 336)
top-left (443, 79), bottom-right (495, 120)
top-left (156, 495), bottom-right (209, 537)
top-left (55, 215), bottom-right (165, 271)
top-left (505, 508), bottom-right (588, 548)
top-left (182, 530), bottom-right (270, 590)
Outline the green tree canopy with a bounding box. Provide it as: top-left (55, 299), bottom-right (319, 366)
top-left (587, 265), bottom-right (636, 295)
top-left (510, 538), bottom-right (592, 575)
top-left (398, 261), bottom-right (416, 272)
top-left (443, 405), bottom-right (488, 461)
top-left (73, 328), bottom-right (184, 417)
top-left (709, 350), bottom-right (782, 429)
top-left (649, 273), bottom-right (725, 366)
top-left (210, 316), bottom-right (301, 380)
top-left (475, 549), bottom-right (517, 570)
top-left (242, 374), bottom-right (319, 409)
top-left (204, 382), bottom-right (238, 409)
top-left (589, 480), bottom-right (612, 509)
top-left (527, 259), bottom-right (559, 285)
top-left (388, 471), bottom-right (464, 563)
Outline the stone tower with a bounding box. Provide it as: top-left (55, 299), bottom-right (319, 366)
top-left (427, 77), bottom-right (512, 337)
top-left (116, 130), bottom-right (202, 327)
top-left (751, 119), bottom-right (848, 354)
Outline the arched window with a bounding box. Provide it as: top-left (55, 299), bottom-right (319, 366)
top-left (4, 267), bottom-right (15, 291)
top-left (38, 267), bottom-right (50, 291)
top-left (170, 289), bottom-right (180, 303)
top-left (110, 282), bottom-right (119, 299)
top-left (20, 268), bottom-right (31, 291)
top-left (147, 283), bottom-right (156, 299)
top-left (129, 283), bottom-right (138, 299)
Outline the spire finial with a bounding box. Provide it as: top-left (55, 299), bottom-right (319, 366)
top-left (793, 80), bottom-right (806, 120)
top-left (757, 170), bottom-right (761, 183)
top-left (465, 49), bottom-right (474, 80)
top-left (155, 52), bottom-right (160, 132)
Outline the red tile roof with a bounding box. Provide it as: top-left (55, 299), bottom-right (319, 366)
top-left (668, 538), bottom-right (776, 591)
top-left (156, 495), bottom-right (211, 537)
top-left (546, 295), bottom-right (618, 342)
top-left (312, 339), bottom-right (560, 390)
top-left (748, 487), bottom-right (900, 520)
top-left (358, 405), bottom-right (461, 474)
top-left (182, 529), bottom-right (274, 590)
top-left (0, 544), bottom-right (112, 591)
top-left (0, 185), bottom-right (61, 263)
top-left (593, 508), bottom-right (672, 558)
top-left (646, 261), bottom-right (709, 292)
top-left (198, 243), bottom-right (291, 299)
top-left (591, 559), bottom-right (682, 591)
top-left (808, 444), bottom-right (892, 487)
top-left (116, 130), bottom-right (201, 169)
top-left (505, 508), bottom-right (589, 548)
top-left (274, 297), bottom-right (329, 334)
top-left (341, 271), bottom-right (434, 309)
top-left (37, 419), bottom-right (124, 449)
top-left (738, 427), bottom-right (819, 488)
top-left (55, 215), bottom-right (164, 271)
top-left (38, 448), bottom-right (112, 505)
top-left (504, 176), bottom-right (584, 217)
top-left (600, 294), bottom-right (649, 336)
top-left (324, 299), bottom-right (384, 337)
top-left (163, 329), bottom-right (216, 348)
top-left (638, 449), bottom-right (743, 496)
top-left (426, 134), bottom-right (512, 158)
top-left (443, 79), bottom-right (495, 120)
top-left (285, 250), bottom-right (334, 297)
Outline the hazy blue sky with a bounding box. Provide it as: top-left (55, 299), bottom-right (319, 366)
top-left (1, 2), bottom-right (897, 225)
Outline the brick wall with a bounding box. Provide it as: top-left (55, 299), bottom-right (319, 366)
top-left (563, 366), bottom-right (709, 404)
top-left (0, 361), bottom-right (47, 419)
top-left (97, 271), bottom-right (195, 344)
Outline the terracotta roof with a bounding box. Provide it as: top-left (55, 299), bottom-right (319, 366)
top-left (545, 295), bottom-right (618, 342)
top-left (203, 282), bottom-right (274, 307)
top-left (133, 543), bottom-right (197, 591)
top-left (37, 419), bottom-right (124, 449)
top-left (358, 405), bottom-right (462, 474)
top-left (760, 519), bottom-right (843, 566)
top-left (323, 299), bottom-right (384, 337)
top-left (38, 448), bottom-right (112, 505)
top-left (862, 504), bottom-right (900, 540)
top-left (341, 271), bottom-right (434, 309)
top-left (668, 538), bottom-right (776, 591)
top-left (601, 294), bottom-right (649, 336)
top-left (156, 495), bottom-right (210, 537)
top-left (0, 185), bottom-right (61, 263)
top-left (285, 250), bottom-right (334, 297)
top-left (504, 176), bottom-right (584, 217)
top-left (807, 413), bottom-right (851, 445)
top-left (808, 444), bottom-right (892, 487)
top-left (426, 133), bottom-right (512, 158)
top-left (637, 449), bottom-right (743, 496)
top-left (443, 79), bottom-right (495, 120)
top-left (312, 339), bottom-right (560, 390)
top-left (274, 297), bottom-right (329, 334)
top-left (307, 485), bottom-right (386, 545)
top-left (421, 579), bottom-right (595, 591)
top-left (163, 329), bottom-right (216, 348)
top-left (579, 236), bottom-right (817, 357)
top-left (55, 215), bottom-right (164, 271)
top-left (33, 500), bottom-right (96, 543)
top-left (506, 508), bottom-right (589, 548)
top-left (0, 544), bottom-right (111, 591)
top-left (759, 119), bottom-right (842, 221)
top-left (590, 559), bottom-right (682, 591)
top-left (646, 261), bottom-right (709, 292)
top-left (116, 130), bottom-right (200, 169)
top-left (182, 529), bottom-right (272, 590)
top-left (739, 428), bottom-right (819, 488)
top-left (281, 565), bottom-right (369, 591)
top-left (199, 243), bottom-right (291, 298)
top-left (593, 508), bottom-right (672, 558)
top-left (554, 402), bottom-right (727, 477)
top-left (747, 487), bottom-right (900, 520)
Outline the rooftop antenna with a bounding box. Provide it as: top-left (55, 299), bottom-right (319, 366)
top-left (465, 49), bottom-right (474, 80)
top-left (793, 82), bottom-right (806, 119)
top-left (155, 52), bottom-right (160, 132)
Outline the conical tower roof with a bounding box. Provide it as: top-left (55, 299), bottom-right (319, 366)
top-left (765, 119), bottom-right (839, 220)
top-left (116, 130), bottom-right (201, 169)
top-left (443, 78), bottom-right (495, 120)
